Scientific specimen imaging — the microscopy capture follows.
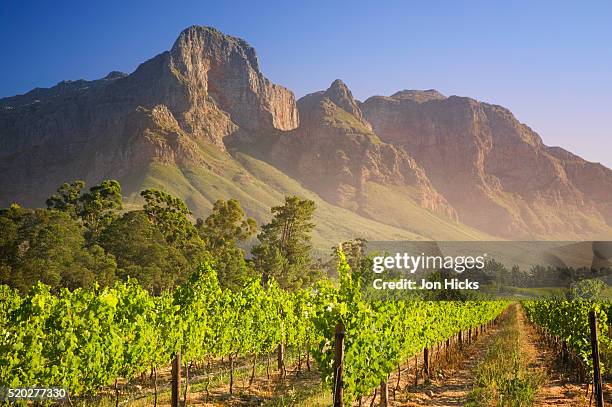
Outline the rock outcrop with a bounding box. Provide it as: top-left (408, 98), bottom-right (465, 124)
top-left (264, 80), bottom-right (457, 220)
top-left (361, 91), bottom-right (612, 238)
top-left (0, 25), bottom-right (298, 206)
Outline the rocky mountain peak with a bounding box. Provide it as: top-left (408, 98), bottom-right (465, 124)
top-left (1, 25), bottom-right (611, 241)
top-left (158, 25), bottom-right (298, 137)
top-left (0, 25), bottom-right (299, 207)
top-left (324, 79), bottom-right (364, 119)
top-left (171, 25), bottom-right (260, 72)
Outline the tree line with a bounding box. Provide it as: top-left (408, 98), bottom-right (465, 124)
top-left (0, 179), bottom-right (323, 293)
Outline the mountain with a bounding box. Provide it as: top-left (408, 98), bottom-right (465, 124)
top-left (230, 80), bottom-right (484, 240)
top-left (360, 92), bottom-right (612, 239)
top-left (254, 80), bottom-right (456, 217)
top-left (1, 25), bottom-right (611, 243)
top-left (0, 26), bottom-right (297, 205)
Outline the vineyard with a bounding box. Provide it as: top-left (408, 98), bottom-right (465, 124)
top-left (0, 254), bottom-right (508, 405)
top-left (1, 255), bottom-right (611, 406)
top-left (524, 300), bottom-right (612, 404)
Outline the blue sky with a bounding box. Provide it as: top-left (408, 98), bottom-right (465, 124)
top-left (1, 0), bottom-right (610, 166)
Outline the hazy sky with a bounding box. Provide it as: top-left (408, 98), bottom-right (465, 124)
top-left (1, 1), bottom-right (610, 166)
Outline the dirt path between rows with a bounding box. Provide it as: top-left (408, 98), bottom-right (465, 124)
top-left (523, 310), bottom-right (592, 407)
top-left (394, 320), bottom-right (504, 406)
top-left (398, 305), bottom-right (604, 407)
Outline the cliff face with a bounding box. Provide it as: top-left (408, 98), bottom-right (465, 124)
top-left (264, 80), bottom-right (457, 220)
top-left (546, 146), bottom-right (612, 227)
top-left (160, 26), bottom-right (298, 136)
top-left (1, 26), bottom-right (611, 241)
top-left (361, 91), bottom-right (612, 238)
top-left (0, 26), bottom-right (298, 206)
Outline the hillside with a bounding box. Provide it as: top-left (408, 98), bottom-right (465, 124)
top-left (1, 25), bottom-right (611, 243)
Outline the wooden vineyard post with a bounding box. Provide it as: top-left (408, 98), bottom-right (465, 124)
top-left (229, 353), bottom-right (235, 395)
top-left (589, 310), bottom-right (604, 407)
top-left (277, 343), bottom-right (286, 378)
top-left (423, 347), bottom-right (429, 377)
top-left (171, 352), bottom-right (181, 407)
top-left (333, 322), bottom-right (346, 407)
top-left (445, 338), bottom-right (450, 360)
top-left (395, 364), bottom-right (401, 391)
top-left (379, 380), bottom-right (389, 406)
top-left (414, 356), bottom-right (418, 386)
top-left (278, 309), bottom-right (286, 379)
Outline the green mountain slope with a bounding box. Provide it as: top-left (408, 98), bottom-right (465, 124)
top-left (119, 141), bottom-right (488, 249)
top-left (360, 182), bottom-right (491, 240)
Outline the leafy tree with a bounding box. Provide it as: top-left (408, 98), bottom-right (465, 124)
top-left (252, 196), bottom-right (320, 290)
top-left (197, 199), bottom-right (256, 251)
top-left (99, 211), bottom-right (195, 293)
top-left (569, 278), bottom-right (606, 300)
top-left (45, 180), bottom-right (85, 218)
top-left (509, 264), bottom-right (525, 286)
top-left (140, 189), bottom-right (197, 247)
top-left (79, 180), bottom-right (122, 241)
top-left (45, 179), bottom-right (123, 242)
top-left (259, 196), bottom-right (316, 262)
top-left (328, 239), bottom-right (367, 278)
top-left (208, 245), bottom-right (253, 291)
top-left (0, 204), bottom-right (21, 287)
top-left (252, 243), bottom-right (288, 286)
top-left (196, 199), bottom-right (256, 290)
top-left (0, 205), bottom-right (116, 292)
top-left (483, 258), bottom-right (507, 291)
top-left (340, 238), bottom-right (366, 269)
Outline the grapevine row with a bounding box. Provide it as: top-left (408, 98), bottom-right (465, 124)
top-left (312, 254), bottom-right (508, 404)
top-left (523, 300), bottom-right (612, 374)
top-left (0, 255), bottom-right (508, 404)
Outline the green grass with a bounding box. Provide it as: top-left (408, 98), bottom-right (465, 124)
top-left (119, 138), bottom-right (502, 249)
top-left (502, 286), bottom-right (568, 299)
top-left (465, 305), bottom-right (544, 406)
top-left (361, 182), bottom-right (492, 240)
top-left (264, 386), bottom-right (331, 406)
top-left (121, 143), bottom-right (428, 250)
top-left (320, 98), bottom-right (378, 139)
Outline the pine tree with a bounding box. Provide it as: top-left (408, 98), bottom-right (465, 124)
top-left (252, 196), bottom-right (320, 290)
